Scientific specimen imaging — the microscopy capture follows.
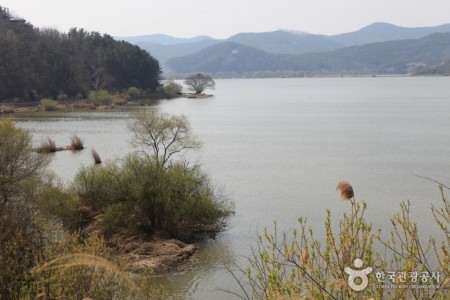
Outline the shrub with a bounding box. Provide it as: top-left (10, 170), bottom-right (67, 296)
top-left (56, 92), bottom-right (69, 101)
top-left (234, 184), bottom-right (449, 300)
top-left (88, 90), bottom-right (112, 106)
top-left (35, 176), bottom-right (81, 229)
top-left (100, 203), bottom-right (137, 237)
top-left (73, 154), bottom-right (232, 241)
top-left (163, 80), bottom-right (182, 98)
top-left (40, 98), bottom-right (59, 111)
top-left (72, 162), bottom-right (121, 211)
top-left (75, 92), bottom-right (85, 100)
top-left (127, 86), bottom-right (143, 98)
top-left (0, 119), bottom-right (49, 298)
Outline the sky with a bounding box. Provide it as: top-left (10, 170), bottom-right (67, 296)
top-left (1, 0), bottom-right (450, 38)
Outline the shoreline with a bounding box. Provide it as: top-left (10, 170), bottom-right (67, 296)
top-left (0, 93), bottom-right (214, 115)
top-left (109, 233), bottom-right (200, 275)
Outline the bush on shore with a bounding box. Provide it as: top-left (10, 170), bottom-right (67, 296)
top-left (163, 80), bottom-right (182, 98)
top-left (88, 90), bottom-right (112, 106)
top-left (39, 98), bottom-right (59, 111)
top-left (73, 154), bottom-right (232, 240)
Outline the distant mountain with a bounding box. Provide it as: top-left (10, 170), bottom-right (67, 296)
top-left (412, 59), bottom-right (450, 75)
top-left (227, 30), bottom-right (342, 55)
top-left (330, 22), bottom-right (450, 46)
top-left (120, 22), bottom-right (450, 73)
top-left (134, 39), bottom-right (220, 64)
top-left (166, 33), bottom-right (450, 75)
top-left (166, 42), bottom-right (287, 73)
top-left (300, 32), bottom-right (450, 74)
top-left (117, 34), bottom-right (215, 45)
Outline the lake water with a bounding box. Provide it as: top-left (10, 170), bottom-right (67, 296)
top-left (16, 77), bottom-right (450, 299)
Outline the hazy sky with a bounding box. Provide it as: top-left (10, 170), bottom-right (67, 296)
top-left (1, 0), bottom-right (450, 38)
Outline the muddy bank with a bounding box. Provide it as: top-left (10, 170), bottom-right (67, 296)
top-left (109, 233), bottom-right (199, 275)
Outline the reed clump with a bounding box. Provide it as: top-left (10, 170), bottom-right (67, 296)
top-left (36, 137), bottom-right (59, 153)
top-left (92, 149), bottom-right (102, 164)
top-left (69, 135), bottom-right (84, 150)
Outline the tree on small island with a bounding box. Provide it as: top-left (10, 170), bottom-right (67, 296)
top-left (184, 73), bottom-right (215, 94)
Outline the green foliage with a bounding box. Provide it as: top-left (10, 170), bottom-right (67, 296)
top-left (163, 80), bottom-right (182, 98)
top-left (0, 118), bottom-right (168, 298)
top-left (56, 92), bottom-right (69, 101)
top-left (0, 117), bottom-right (49, 216)
top-left (73, 154), bottom-right (232, 240)
top-left (101, 203), bottom-right (130, 237)
top-left (73, 162), bottom-right (120, 211)
top-left (35, 175), bottom-right (81, 229)
top-left (88, 89), bottom-right (112, 106)
top-left (0, 118), bottom-right (49, 298)
top-left (127, 86), bottom-right (143, 98)
top-left (0, 7), bottom-right (161, 102)
top-left (39, 98), bottom-right (59, 111)
top-left (237, 189), bottom-right (449, 299)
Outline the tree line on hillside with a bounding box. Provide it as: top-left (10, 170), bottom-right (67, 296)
top-left (0, 6), bottom-right (161, 102)
top-left (166, 33), bottom-right (450, 76)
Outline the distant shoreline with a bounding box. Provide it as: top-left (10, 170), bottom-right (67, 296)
top-left (0, 93), bottom-right (214, 115)
top-left (164, 73), bottom-right (450, 80)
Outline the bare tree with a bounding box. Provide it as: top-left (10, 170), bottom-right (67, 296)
top-left (129, 110), bottom-right (201, 169)
top-left (184, 73), bottom-right (215, 94)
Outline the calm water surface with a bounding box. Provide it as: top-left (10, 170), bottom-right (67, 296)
top-left (16, 77), bottom-right (450, 299)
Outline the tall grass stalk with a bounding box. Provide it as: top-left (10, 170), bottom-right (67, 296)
top-left (31, 253), bottom-right (137, 294)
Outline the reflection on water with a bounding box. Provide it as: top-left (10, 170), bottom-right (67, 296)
top-left (15, 77), bottom-right (450, 299)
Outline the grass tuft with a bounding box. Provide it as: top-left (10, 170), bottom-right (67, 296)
top-left (92, 149), bottom-right (102, 164)
top-left (37, 137), bottom-right (58, 153)
top-left (70, 135), bottom-right (84, 150)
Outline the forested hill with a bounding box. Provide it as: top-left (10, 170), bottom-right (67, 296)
top-left (0, 6), bottom-right (161, 102)
top-left (166, 33), bottom-right (450, 76)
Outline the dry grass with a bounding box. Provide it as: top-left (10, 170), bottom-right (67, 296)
top-left (31, 252), bottom-right (137, 294)
top-left (336, 180), bottom-right (354, 200)
top-left (92, 149), bottom-right (102, 164)
top-left (37, 137), bottom-right (58, 153)
top-left (70, 135), bottom-right (84, 150)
